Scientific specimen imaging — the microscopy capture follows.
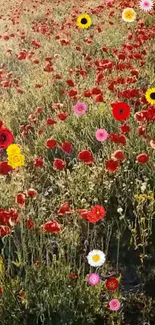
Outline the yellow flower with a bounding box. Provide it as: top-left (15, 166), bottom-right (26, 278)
top-left (8, 153), bottom-right (25, 169)
top-left (6, 144), bottom-right (21, 156)
top-left (76, 14), bottom-right (92, 29)
top-left (122, 8), bottom-right (136, 22)
top-left (145, 88), bottom-right (155, 105)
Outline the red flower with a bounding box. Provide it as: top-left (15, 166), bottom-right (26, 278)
top-left (112, 102), bottom-right (130, 121)
top-left (57, 112), bottom-right (68, 121)
top-left (105, 278), bottom-right (119, 291)
top-left (78, 150), bottom-right (94, 164)
top-left (87, 205), bottom-right (106, 223)
top-left (66, 79), bottom-right (74, 87)
top-left (105, 159), bottom-right (120, 173)
top-left (46, 139), bottom-right (57, 149)
top-left (95, 94), bottom-right (104, 102)
top-left (33, 157), bottom-right (44, 168)
top-left (26, 188), bottom-right (37, 198)
top-left (57, 201), bottom-right (71, 215)
top-left (77, 209), bottom-right (91, 220)
top-left (46, 118), bottom-right (57, 125)
top-left (0, 161), bottom-right (13, 175)
top-left (53, 158), bottom-right (66, 170)
top-left (136, 153), bottom-right (149, 163)
top-left (120, 124), bottom-right (130, 134)
top-left (16, 193), bottom-right (25, 206)
top-left (0, 225), bottom-right (11, 237)
top-left (25, 218), bottom-right (35, 229)
top-left (0, 287), bottom-right (3, 294)
top-left (41, 220), bottom-right (61, 233)
top-left (0, 128), bottom-right (14, 148)
top-left (61, 141), bottom-right (73, 153)
top-left (112, 150), bottom-right (126, 161)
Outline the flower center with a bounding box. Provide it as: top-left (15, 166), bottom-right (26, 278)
top-left (13, 155), bottom-right (20, 162)
top-left (119, 109), bottom-right (124, 114)
top-left (0, 134), bottom-right (6, 143)
top-left (92, 254), bottom-right (100, 262)
top-left (81, 18), bottom-right (88, 24)
top-left (78, 106), bottom-right (83, 111)
top-left (150, 92), bottom-right (155, 100)
top-left (96, 210), bottom-right (100, 215)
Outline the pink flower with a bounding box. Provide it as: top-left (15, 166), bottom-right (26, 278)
top-left (73, 102), bottom-right (87, 115)
top-left (95, 129), bottom-right (108, 142)
top-left (87, 273), bottom-right (101, 286)
top-left (109, 299), bottom-right (121, 311)
top-left (139, 0), bottom-right (153, 11)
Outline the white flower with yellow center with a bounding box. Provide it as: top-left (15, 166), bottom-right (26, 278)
top-left (87, 249), bottom-right (106, 267)
top-left (122, 8), bottom-right (136, 22)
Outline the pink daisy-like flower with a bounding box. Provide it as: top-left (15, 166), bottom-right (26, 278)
top-left (73, 102), bottom-right (87, 115)
top-left (139, 0), bottom-right (153, 11)
top-left (109, 299), bottom-right (121, 311)
top-left (106, 0), bottom-right (113, 2)
top-left (87, 273), bottom-right (101, 286)
top-left (95, 129), bottom-right (108, 142)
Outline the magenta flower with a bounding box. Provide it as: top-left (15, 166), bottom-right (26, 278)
top-left (87, 273), bottom-right (101, 286)
top-left (95, 129), bottom-right (108, 142)
top-left (109, 299), bottom-right (121, 311)
top-left (73, 102), bottom-right (87, 115)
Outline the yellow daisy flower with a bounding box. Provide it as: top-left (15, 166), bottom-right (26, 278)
top-left (76, 14), bottom-right (92, 29)
top-left (8, 153), bottom-right (25, 169)
top-left (145, 88), bottom-right (155, 105)
top-left (6, 143), bottom-right (21, 156)
top-left (122, 8), bottom-right (136, 22)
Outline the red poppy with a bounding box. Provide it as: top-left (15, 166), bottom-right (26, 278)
top-left (87, 205), bottom-right (106, 223)
top-left (77, 209), bottom-right (91, 220)
top-left (57, 112), bottom-right (68, 121)
top-left (136, 153), bottom-right (149, 163)
top-left (0, 225), bottom-right (11, 237)
top-left (41, 220), bottom-right (61, 233)
top-left (33, 157), bottom-right (44, 168)
top-left (46, 139), bottom-right (57, 149)
top-left (105, 159), bottom-right (120, 173)
top-left (105, 278), bottom-right (119, 291)
top-left (0, 128), bottom-right (14, 148)
top-left (46, 118), bottom-right (57, 125)
top-left (61, 141), bottom-right (73, 153)
top-left (69, 273), bottom-right (78, 279)
top-left (0, 287), bottom-right (2, 294)
top-left (112, 102), bottom-right (130, 121)
top-left (57, 202), bottom-right (71, 215)
top-left (26, 189), bottom-right (37, 198)
top-left (113, 150), bottom-right (126, 161)
top-left (120, 124), bottom-right (130, 134)
top-left (25, 218), bottom-right (35, 229)
top-left (78, 150), bottom-right (94, 164)
top-left (0, 161), bottom-right (13, 175)
top-left (16, 193), bottom-right (25, 206)
top-left (53, 158), bottom-right (66, 170)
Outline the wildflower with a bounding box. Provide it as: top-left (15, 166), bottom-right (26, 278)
top-left (57, 202), bottom-right (71, 215)
top-left (41, 220), bottom-right (61, 233)
top-left (105, 159), bottom-right (120, 173)
top-left (69, 273), bottom-right (78, 279)
top-left (53, 158), bottom-right (66, 170)
top-left (0, 161), bottom-right (13, 175)
top-left (6, 144), bottom-right (20, 155)
top-left (145, 88), bottom-right (155, 105)
top-left (25, 218), bottom-right (35, 229)
top-left (7, 153), bottom-right (24, 169)
top-left (0, 128), bottom-right (14, 149)
top-left (112, 150), bottom-right (126, 161)
top-left (26, 189), bottom-right (37, 198)
top-left (122, 8), bottom-right (136, 22)
top-left (105, 278), bottom-right (119, 290)
top-left (46, 139), bottom-right (57, 149)
top-left (76, 14), bottom-right (92, 29)
top-left (87, 250), bottom-right (106, 267)
top-left (109, 299), bottom-right (121, 311)
top-left (0, 225), bottom-right (11, 237)
top-left (87, 205), bottom-right (106, 223)
top-left (73, 102), bottom-right (87, 115)
top-left (61, 141), bottom-right (73, 153)
top-left (136, 153), bottom-right (149, 163)
top-left (95, 129), bottom-right (108, 142)
top-left (139, 0), bottom-right (153, 11)
top-left (112, 102), bottom-right (130, 121)
top-left (78, 150), bottom-right (94, 164)
top-left (87, 273), bottom-right (101, 286)
top-left (16, 193), bottom-right (25, 206)
top-left (33, 157), bottom-right (44, 168)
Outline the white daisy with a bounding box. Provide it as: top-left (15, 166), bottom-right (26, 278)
top-left (139, 0), bottom-right (153, 11)
top-left (87, 249), bottom-right (106, 267)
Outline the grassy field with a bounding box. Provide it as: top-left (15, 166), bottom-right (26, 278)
top-left (0, 0), bottom-right (155, 324)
